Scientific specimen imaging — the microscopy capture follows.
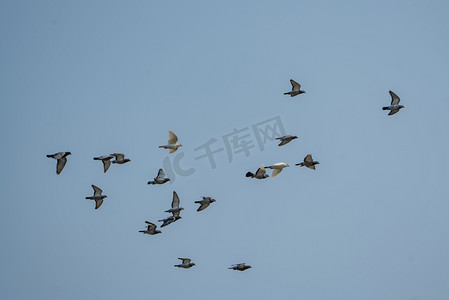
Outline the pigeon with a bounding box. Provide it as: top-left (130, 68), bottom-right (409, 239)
top-left (165, 191), bottom-right (184, 214)
top-left (229, 263), bottom-right (252, 271)
top-left (295, 154), bottom-right (319, 170)
top-left (275, 135), bottom-right (298, 146)
top-left (195, 196), bottom-right (216, 212)
top-left (382, 90), bottom-right (404, 116)
top-left (265, 162), bottom-right (290, 177)
top-left (139, 221), bottom-right (162, 235)
top-left (85, 185), bottom-right (107, 209)
top-left (158, 215), bottom-right (182, 227)
top-left (148, 168), bottom-right (170, 185)
top-left (174, 258), bottom-right (195, 269)
top-left (110, 153), bottom-right (130, 164)
top-left (46, 152), bottom-right (71, 174)
top-left (246, 165), bottom-right (269, 179)
top-left (159, 130), bottom-right (183, 153)
top-left (284, 79), bottom-right (305, 97)
top-left (93, 155), bottom-right (114, 173)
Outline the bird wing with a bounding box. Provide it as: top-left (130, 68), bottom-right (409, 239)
top-left (172, 191), bottom-right (180, 208)
top-left (290, 79), bottom-right (301, 91)
top-left (94, 199), bottom-right (103, 209)
top-left (255, 165), bottom-right (266, 176)
top-left (308, 165), bottom-right (316, 170)
top-left (169, 148), bottom-right (177, 153)
top-left (168, 130), bottom-right (178, 144)
top-left (157, 168), bottom-right (166, 179)
top-left (278, 139), bottom-right (290, 146)
top-left (389, 90), bottom-right (400, 105)
top-left (271, 168), bottom-right (282, 177)
top-left (145, 221), bottom-right (157, 230)
top-left (111, 153), bottom-right (125, 160)
top-left (179, 258), bottom-right (191, 264)
top-left (388, 109), bottom-right (399, 116)
top-left (197, 202), bottom-right (210, 212)
top-left (103, 160), bottom-right (111, 173)
top-left (172, 210), bottom-right (181, 217)
top-left (92, 185), bottom-right (102, 196)
top-left (56, 157), bottom-right (67, 174)
top-left (304, 154), bottom-right (313, 163)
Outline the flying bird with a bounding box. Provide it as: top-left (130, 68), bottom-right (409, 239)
top-left (159, 130), bottom-right (183, 153)
top-left (93, 155), bottom-right (114, 173)
top-left (246, 165), bottom-right (269, 179)
top-left (46, 152), bottom-right (71, 174)
top-left (195, 196), bottom-right (216, 212)
top-left (158, 215), bottom-right (182, 227)
top-left (275, 135), bottom-right (298, 146)
top-left (229, 263), bottom-right (252, 271)
top-left (165, 191), bottom-right (184, 214)
top-left (284, 79), bottom-right (305, 97)
top-left (148, 168), bottom-right (170, 185)
top-left (85, 185), bottom-right (107, 209)
top-left (110, 153), bottom-right (130, 164)
top-left (382, 90), bottom-right (404, 116)
top-left (265, 162), bottom-right (290, 177)
top-left (174, 258), bottom-right (195, 269)
top-left (295, 154), bottom-right (319, 170)
top-left (139, 221), bottom-right (162, 235)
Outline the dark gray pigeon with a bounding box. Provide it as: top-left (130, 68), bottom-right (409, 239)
top-left (284, 79), bottom-right (305, 97)
top-left (93, 155), bottom-right (114, 173)
top-left (85, 185), bottom-right (107, 209)
top-left (382, 90), bottom-right (404, 116)
top-left (158, 215), bottom-right (182, 227)
top-left (165, 191), bottom-right (184, 214)
top-left (275, 135), bottom-right (298, 146)
top-left (229, 263), bottom-right (252, 271)
top-left (110, 153), bottom-right (130, 164)
top-left (295, 154), bottom-right (319, 170)
top-left (139, 221), bottom-right (162, 235)
top-left (174, 258), bottom-right (195, 269)
top-left (246, 165), bottom-right (269, 179)
top-left (148, 168), bottom-right (170, 185)
top-left (46, 152), bottom-right (71, 174)
top-left (195, 196), bottom-right (216, 212)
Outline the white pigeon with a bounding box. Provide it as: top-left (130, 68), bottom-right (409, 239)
top-left (46, 152), bottom-right (71, 174)
top-left (265, 162), bottom-right (290, 177)
top-left (159, 130), bottom-right (183, 153)
top-left (382, 90), bottom-right (404, 116)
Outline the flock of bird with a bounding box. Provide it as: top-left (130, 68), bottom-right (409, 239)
top-left (46, 79), bottom-right (404, 271)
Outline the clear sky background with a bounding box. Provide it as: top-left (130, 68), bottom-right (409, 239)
top-left (1, 1), bottom-right (449, 299)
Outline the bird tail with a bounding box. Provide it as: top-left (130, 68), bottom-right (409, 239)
top-left (147, 181), bottom-right (155, 185)
top-left (382, 107), bottom-right (389, 110)
top-left (283, 92), bottom-right (289, 95)
top-left (93, 157), bottom-right (100, 160)
top-left (159, 145), bottom-right (166, 149)
top-left (265, 165), bottom-right (273, 169)
top-left (46, 155), bottom-right (52, 158)
top-left (85, 197), bottom-right (91, 199)
top-left (194, 201), bottom-right (202, 203)
top-left (295, 163), bottom-right (304, 167)
top-left (246, 172), bottom-right (254, 177)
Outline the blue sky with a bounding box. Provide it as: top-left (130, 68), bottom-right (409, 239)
top-left (1, 1), bottom-right (449, 299)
